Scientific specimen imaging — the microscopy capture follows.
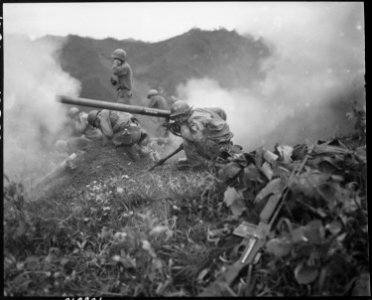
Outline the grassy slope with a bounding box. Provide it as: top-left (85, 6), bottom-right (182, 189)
top-left (4, 132), bottom-right (368, 297)
top-left (4, 140), bottom-right (227, 296)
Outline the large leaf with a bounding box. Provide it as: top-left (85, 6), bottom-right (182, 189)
top-left (303, 220), bottom-right (325, 244)
top-left (244, 164), bottom-right (265, 183)
top-left (255, 178), bottom-right (283, 203)
top-left (276, 145), bottom-right (293, 164)
top-left (265, 237), bottom-right (292, 258)
top-left (290, 170), bottom-right (329, 199)
top-left (294, 264), bottom-right (319, 284)
top-left (260, 162), bottom-right (274, 180)
top-left (223, 187), bottom-right (246, 218)
top-left (263, 150), bottom-right (279, 163)
top-left (224, 187), bottom-right (241, 206)
top-left (291, 227), bottom-right (308, 243)
top-left (326, 220), bottom-right (342, 235)
top-left (230, 198), bottom-right (246, 218)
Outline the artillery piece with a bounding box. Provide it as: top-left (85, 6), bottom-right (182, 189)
top-left (57, 95), bottom-right (171, 118)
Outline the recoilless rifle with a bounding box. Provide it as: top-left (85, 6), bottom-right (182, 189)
top-left (57, 95), bottom-right (171, 118)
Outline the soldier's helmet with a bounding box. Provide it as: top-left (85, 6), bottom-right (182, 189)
top-left (210, 107), bottom-right (227, 121)
top-left (87, 110), bottom-right (100, 126)
top-left (147, 89), bottom-right (158, 99)
top-left (111, 48), bottom-right (127, 62)
top-left (170, 100), bottom-right (192, 121)
top-left (68, 107), bottom-right (80, 118)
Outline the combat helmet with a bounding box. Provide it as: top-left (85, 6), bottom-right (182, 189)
top-left (147, 89), bottom-right (158, 99)
top-left (87, 110), bottom-right (99, 126)
top-left (111, 48), bottom-right (127, 62)
top-left (68, 107), bottom-right (80, 118)
top-left (170, 100), bottom-right (192, 122)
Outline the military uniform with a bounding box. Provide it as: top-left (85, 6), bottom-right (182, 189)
top-left (112, 61), bottom-right (133, 104)
top-left (95, 109), bottom-right (149, 161)
top-left (178, 108), bottom-right (238, 168)
top-left (148, 94), bottom-right (169, 138)
top-left (78, 113), bottom-right (102, 140)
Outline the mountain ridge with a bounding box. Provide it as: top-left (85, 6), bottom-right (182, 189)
top-left (46, 28), bottom-right (272, 104)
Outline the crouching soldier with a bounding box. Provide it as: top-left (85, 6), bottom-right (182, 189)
top-left (54, 107), bottom-right (102, 155)
top-left (167, 100), bottom-right (242, 170)
top-left (66, 107), bottom-right (102, 140)
top-left (87, 109), bottom-right (155, 161)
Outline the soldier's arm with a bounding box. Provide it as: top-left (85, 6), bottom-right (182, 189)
top-left (159, 98), bottom-right (169, 110)
top-left (148, 98), bottom-right (158, 109)
top-left (98, 110), bottom-right (114, 138)
top-left (112, 63), bottom-right (130, 76)
top-left (138, 130), bottom-right (150, 146)
top-left (110, 75), bottom-right (118, 86)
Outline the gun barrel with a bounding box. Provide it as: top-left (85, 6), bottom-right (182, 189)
top-left (57, 95), bottom-right (170, 118)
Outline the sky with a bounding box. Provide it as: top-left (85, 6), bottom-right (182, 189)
top-left (3, 2), bottom-right (364, 42)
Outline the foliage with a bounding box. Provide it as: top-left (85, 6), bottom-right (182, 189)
top-left (3, 134), bottom-right (368, 297)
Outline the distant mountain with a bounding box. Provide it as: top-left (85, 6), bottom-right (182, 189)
top-left (37, 29), bottom-right (363, 142)
top-left (47, 28), bottom-right (271, 104)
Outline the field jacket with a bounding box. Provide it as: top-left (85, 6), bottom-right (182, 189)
top-left (112, 61), bottom-right (133, 92)
top-left (97, 110), bottom-right (142, 146)
top-left (180, 107), bottom-right (234, 161)
top-left (149, 94), bottom-right (169, 110)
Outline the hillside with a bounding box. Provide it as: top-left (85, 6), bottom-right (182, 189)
top-left (4, 29), bottom-right (368, 298)
top-left (4, 133), bottom-right (368, 297)
top-left (39, 29), bottom-right (364, 145)
top-left (51, 28), bottom-right (271, 103)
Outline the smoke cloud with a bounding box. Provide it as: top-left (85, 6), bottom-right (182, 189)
top-left (176, 2), bottom-right (365, 151)
top-left (4, 34), bottom-right (81, 180)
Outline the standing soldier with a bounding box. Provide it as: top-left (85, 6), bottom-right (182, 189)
top-left (147, 89), bottom-right (170, 139)
top-left (110, 48), bottom-right (133, 104)
top-left (167, 100), bottom-right (241, 169)
top-left (87, 109), bottom-right (155, 161)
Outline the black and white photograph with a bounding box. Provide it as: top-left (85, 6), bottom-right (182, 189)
top-left (3, 2), bottom-right (367, 297)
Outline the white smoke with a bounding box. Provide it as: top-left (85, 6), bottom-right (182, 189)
top-left (177, 79), bottom-right (275, 149)
top-left (176, 3), bottom-right (365, 151)
top-left (4, 34), bottom-right (81, 180)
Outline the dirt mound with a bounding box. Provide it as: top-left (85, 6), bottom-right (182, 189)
top-left (36, 139), bottom-right (160, 197)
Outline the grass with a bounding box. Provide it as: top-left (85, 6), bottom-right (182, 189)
top-left (3, 133), bottom-right (368, 297)
top-left (4, 163), bottom-right (227, 297)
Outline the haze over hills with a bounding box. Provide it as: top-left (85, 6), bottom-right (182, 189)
top-left (33, 28), bottom-right (364, 147)
top-left (49, 28), bottom-right (271, 104)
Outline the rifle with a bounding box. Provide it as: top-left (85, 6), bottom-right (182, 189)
top-left (198, 145), bottom-right (314, 296)
top-left (198, 191), bottom-right (284, 296)
top-left (148, 143), bottom-right (184, 171)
